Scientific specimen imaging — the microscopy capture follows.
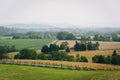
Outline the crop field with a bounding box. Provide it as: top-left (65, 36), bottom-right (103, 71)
top-left (2, 59), bottom-right (120, 70)
top-left (0, 64), bottom-right (120, 80)
top-left (69, 50), bottom-right (120, 62)
top-left (56, 40), bottom-right (120, 50)
top-left (0, 39), bottom-right (53, 50)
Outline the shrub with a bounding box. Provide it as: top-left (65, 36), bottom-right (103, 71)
top-left (37, 53), bottom-right (47, 60)
top-left (14, 49), bottom-right (37, 59)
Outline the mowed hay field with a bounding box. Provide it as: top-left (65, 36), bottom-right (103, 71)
top-left (69, 50), bottom-right (120, 62)
top-left (0, 39), bottom-right (53, 50)
top-left (0, 64), bottom-right (120, 80)
top-left (56, 40), bottom-right (120, 50)
top-left (56, 40), bottom-right (120, 62)
top-left (4, 59), bottom-right (120, 70)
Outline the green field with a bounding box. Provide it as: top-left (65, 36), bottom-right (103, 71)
top-left (0, 36), bottom-right (13, 39)
top-left (0, 64), bottom-right (120, 80)
top-left (0, 39), bottom-right (53, 50)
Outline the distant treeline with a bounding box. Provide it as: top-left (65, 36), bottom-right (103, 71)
top-left (0, 26), bottom-right (120, 41)
top-left (12, 32), bottom-right (56, 39)
top-left (0, 26), bottom-right (16, 36)
top-left (76, 32), bottom-right (120, 42)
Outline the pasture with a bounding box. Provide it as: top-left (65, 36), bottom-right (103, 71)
top-left (0, 39), bottom-right (53, 50)
top-left (0, 64), bottom-right (120, 80)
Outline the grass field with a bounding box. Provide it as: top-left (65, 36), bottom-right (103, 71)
top-left (0, 39), bottom-right (53, 50)
top-left (0, 36), bottom-right (13, 39)
top-left (0, 64), bottom-right (120, 80)
top-left (56, 40), bottom-right (120, 50)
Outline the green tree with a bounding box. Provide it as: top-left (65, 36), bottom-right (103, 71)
top-left (74, 41), bottom-right (80, 51)
top-left (112, 50), bottom-right (117, 56)
top-left (94, 34), bottom-right (99, 41)
top-left (80, 56), bottom-right (88, 62)
top-left (65, 47), bottom-right (70, 52)
top-left (49, 44), bottom-right (59, 52)
top-left (87, 41), bottom-right (93, 50)
top-left (111, 55), bottom-right (120, 65)
top-left (92, 55), bottom-right (105, 63)
top-left (14, 49), bottom-right (37, 59)
top-left (41, 45), bottom-right (49, 53)
top-left (0, 46), bottom-right (8, 59)
top-left (37, 53), bottom-right (47, 60)
top-left (111, 32), bottom-right (119, 41)
top-left (59, 42), bottom-right (68, 50)
top-left (57, 32), bottom-right (76, 40)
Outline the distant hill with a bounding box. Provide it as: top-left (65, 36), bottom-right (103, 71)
top-left (1, 23), bottom-right (120, 34)
top-left (0, 26), bottom-right (16, 35)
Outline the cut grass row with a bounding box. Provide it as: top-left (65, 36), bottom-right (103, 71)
top-left (2, 59), bottom-right (120, 70)
top-left (0, 64), bottom-right (120, 80)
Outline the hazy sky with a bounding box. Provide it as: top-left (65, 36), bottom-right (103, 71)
top-left (0, 0), bottom-right (120, 27)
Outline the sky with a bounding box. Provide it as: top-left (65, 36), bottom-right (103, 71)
top-left (0, 0), bottom-right (120, 27)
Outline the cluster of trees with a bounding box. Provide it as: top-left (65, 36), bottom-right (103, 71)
top-left (92, 50), bottom-right (120, 65)
top-left (78, 33), bottom-right (120, 42)
top-left (76, 54), bottom-right (88, 62)
top-left (41, 43), bottom-right (70, 53)
top-left (41, 44), bottom-right (59, 53)
top-left (14, 48), bottom-right (88, 62)
top-left (14, 49), bottom-right (37, 59)
top-left (74, 41), bottom-right (99, 51)
top-left (59, 42), bottom-right (70, 52)
top-left (56, 32), bottom-right (76, 40)
top-left (93, 34), bottom-right (111, 41)
top-left (93, 33), bottom-right (120, 41)
top-left (0, 45), bottom-right (17, 59)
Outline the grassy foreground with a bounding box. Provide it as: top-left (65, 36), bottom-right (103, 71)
top-left (0, 64), bottom-right (120, 80)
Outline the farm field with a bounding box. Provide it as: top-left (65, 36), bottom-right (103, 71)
top-left (0, 39), bottom-right (53, 50)
top-left (0, 64), bottom-right (120, 80)
top-left (56, 40), bottom-right (120, 50)
top-left (69, 50), bottom-right (120, 62)
top-left (0, 36), bottom-right (13, 39)
top-left (7, 49), bottom-right (120, 62)
top-left (2, 59), bottom-right (120, 70)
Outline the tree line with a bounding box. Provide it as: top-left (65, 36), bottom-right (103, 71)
top-left (92, 50), bottom-right (120, 65)
top-left (56, 31), bottom-right (120, 42)
top-left (78, 33), bottom-right (120, 42)
top-left (14, 48), bottom-right (88, 62)
top-left (12, 32), bottom-right (56, 39)
top-left (74, 41), bottom-right (99, 51)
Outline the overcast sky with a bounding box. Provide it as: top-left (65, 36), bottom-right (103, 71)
top-left (0, 0), bottom-right (120, 27)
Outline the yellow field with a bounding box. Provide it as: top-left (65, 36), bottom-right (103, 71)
top-left (69, 50), bottom-right (120, 62)
top-left (7, 52), bottom-right (19, 59)
top-left (56, 40), bottom-right (120, 50)
top-left (2, 59), bottom-right (120, 70)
